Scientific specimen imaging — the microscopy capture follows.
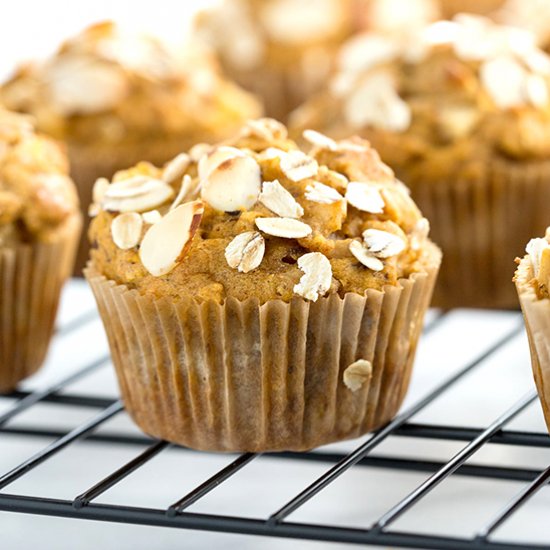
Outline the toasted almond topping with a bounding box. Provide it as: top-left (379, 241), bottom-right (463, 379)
top-left (102, 177), bottom-right (174, 213)
top-left (345, 182), bottom-right (385, 214)
top-left (170, 174), bottom-right (193, 211)
top-left (279, 150), bottom-right (319, 182)
top-left (259, 180), bottom-right (304, 218)
top-left (111, 212), bottom-right (143, 250)
top-left (255, 217), bottom-right (312, 238)
top-left (525, 73), bottom-right (549, 107)
top-left (345, 73), bottom-right (411, 132)
top-left (201, 154), bottom-right (261, 212)
top-left (139, 200), bottom-right (204, 277)
top-left (410, 217), bottom-right (430, 250)
top-left (141, 210), bottom-right (162, 224)
top-left (480, 56), bottom-right (527, 108)
top-left (189, 143), bottom-right (213, 163)
top-left (47, 57), bottom-right (128, 115)
top-left (305, 181), bottom-right (345, 204)
top-left (198, 146), bottom-right (246, 181)
top-left (225, 231), bottom-right (265, 273)
top-left (88, 203), bottom-right (100, 217)
top-left (103, 175), bottom-right (156, 199)
top-left (343, 360), bottom-right (373, 392)
top-left (349, 240), bottom-right (384, 271)
top-left (241, 118), bottom-right (288, 141)
top-left (302, 129), bottom-right (337, 151)
top-left (363, 229), bottom-right (406, 258)
top-left (293, 252), bottom-right (332, 301)
top-left (92, 177), bottom-right (110, 204)
top-left (526, 237), bottom-right (550, 278)
top-left (162, 153), bottom-right (190, 184)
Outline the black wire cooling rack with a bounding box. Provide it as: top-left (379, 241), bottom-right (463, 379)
top-left (1, 288), bottom-right (550, 550)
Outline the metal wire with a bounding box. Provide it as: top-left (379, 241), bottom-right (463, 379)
top-left (0, 309), bottom-right (549, 549)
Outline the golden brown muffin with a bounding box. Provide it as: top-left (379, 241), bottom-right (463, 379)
top-left (85, 118), bottom-right (440, 452)
top-left (515, 229), bottom-right (550, 432)
top-left (0, 21), bottom-right (262, 274)
top-left (195, 0), bottom-right (356, 122)
top-left (291, 14), bottom-right (550, 308)
top-left (0, 108), bottom-right (81, 392)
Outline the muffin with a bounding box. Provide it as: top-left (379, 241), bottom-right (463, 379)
top-left (515, 229), bottom-right (550, 430)
top-left (291, 15), bottom-right (550, 308)
top-left (439, 0), bottom-right (506, 18)
top-left (0, 21), bottom-right (262, 274)
top-left (0, 108), bottom-right (81, 392)
top-left (85, 118), bottom-right (441, 452)
top-left (194, 0), bottom-right (356, 122)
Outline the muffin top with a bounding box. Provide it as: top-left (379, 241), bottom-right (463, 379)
top-left (0, 21), bottom-right (261, 145)
top-left (0, 108), bottom-right (79, 246)
top-left (89, 118), bottom-right (436, 304)
top-left (290, 15), bottom-right (550, 176)
top-left (523, 228), bottom-right (550, 299)
top-left (196, 0), bottom-right (355, 73)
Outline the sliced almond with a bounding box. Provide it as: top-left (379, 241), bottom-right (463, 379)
top-left (410, 217), bottom-right (430, 250)
top-left (241, 118), bottom-right (288, 141)
top-left (480, 56), bottom-right (527, 108)
top-left (293, 252), bottom-right (332, 301)
top-left (201, 154), bottom-right (261, 212)
top-left (102, 177), bottom-right (174, 213)
top-left (111, 212), bottom-right (143, 250)
top-left (92, 177), bottom-right (110, 204)
top-left (103, 175), bottom-right (157, 199)
top-left (88, 203), bottom-right (100, 217)
top-left (349, 240), bottom-right (384, 271)
top-left (225, 231), bottom-right (265, 273)
top-left (139, 200), bottom-right (204, 276)
top-left (345, 182), bottom-right (385, 214)
top-left (142, 210), bottom-right (162, 224)
top-left (363, 228), bottom-right (406, 258)
top-left (255, 217), bottom-right (312, 238)
top-left (170, 174), bottom-right (194, 211)
top-left (198, 146), bottom-right (246, 181)
top-left (302, 129), bottom-right (337, 151)
top-left (343, 360), bottom-right (373, 392)
top-left (305, 181), bottom-right (345, 204)
top-left (162, 153), bottom-right (190, 184)
top-left (279, 150), bottom-right (318, 182)
top-left (526, 237), bottom-right (550, 278)
top-left (259, 180), bottom-right (304, 218)
top-left (189, 143), bottom-right (213, 163)
top-left (257, 147), bottom-right (287, 161)
top-left (525, 74), bottom-right (549, 107)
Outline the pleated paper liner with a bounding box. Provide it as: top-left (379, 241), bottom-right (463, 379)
top-left (406, 157), bottom-right (550, 309)
top-left (85, 242), bottom-right (440, 452)
top-left (515, 255), bottom-right (550, 432)
top-left (0, 214), bottom-right (81, 393)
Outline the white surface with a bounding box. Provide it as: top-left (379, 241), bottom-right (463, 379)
top-left (1, 280), bottom-right (549, 550)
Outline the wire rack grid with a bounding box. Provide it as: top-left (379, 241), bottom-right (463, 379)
top-left (1, 280), bottom-right (550, 550)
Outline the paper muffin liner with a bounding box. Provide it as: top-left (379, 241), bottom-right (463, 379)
top-left (69, 136), bottom-right (201, 276)
top-left (85, 242), bottom-right (440, 452)
top-left (407, 157), bottom-right (550, 309)
top-left (515, 254), bottom-right (550, 431)
top-left (0, 215), bottom-right (81, 393)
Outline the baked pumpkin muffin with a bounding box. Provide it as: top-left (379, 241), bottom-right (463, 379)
top-left (0, 108), bottom-right (81, 392)
top-left (194, 0), bottom-right (356, 122)
top-left (0, 21), bottom-right (262, 274)
top-left (85, 118), bottom-right (441, 452)
top-left (515, 229), bottom-right (550, 431)
top-left (291, 14), bottom-right (550, 308)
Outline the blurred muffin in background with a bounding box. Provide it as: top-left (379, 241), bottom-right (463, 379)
top-left (291, 15), bottom-right (550, 309)
top-left (0, 21), bottom-right (262, 273)
top-left (438, 0), bottom-right (506, 18)
top-left (194, 0), bottom-right (438, 123)
top-left (0, 108), bottom-right (81, 392)
top-left (195, 0), bottom-right (355, 122)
